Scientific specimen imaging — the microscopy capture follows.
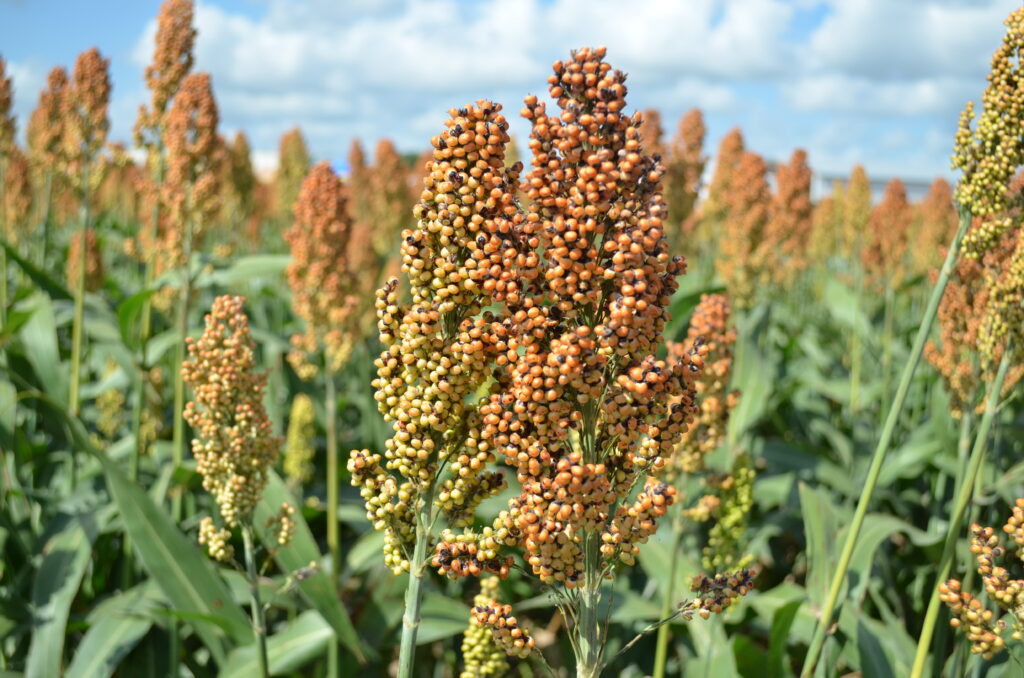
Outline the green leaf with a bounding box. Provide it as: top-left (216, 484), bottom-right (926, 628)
top-left (117, 289), bottom-right (155, 350)
top-left (1, 238), bottom-right (72, 301)
top-left (206, 254), bottom-right (290, 287)
top-left (729, 314), bottom-right (774, 442)
top-left (417, 592), bottom-right (470, 645)
top-left (65, 582), bottom-right (162, 678)
top-left (91, 444), bottom-right (252, 661)
top-left (26, 508), bottom-right (103, 678)
top-left (253, 471), bottom-right (369, 662)
top-left (219, 610), bottom-right (334, 678)
top-left (799, 482), bottom-right (842, 607)
top-left (768, 600), bottom-right (801, 678)
top-left (19, 292), bottom-right (67, 404)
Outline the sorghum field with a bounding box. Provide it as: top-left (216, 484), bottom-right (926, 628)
top-left (4, 2), bottom-right (1024, 677)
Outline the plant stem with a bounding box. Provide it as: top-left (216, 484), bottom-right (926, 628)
top-left (325, 370), bottom-right (341, 678)
top-left (170, 215), bottom-right (193, 521)
top-left (652, 509), bottom-right (685, 678)
top-left (576, 531), bottom-right (603, 678)
top-left (800, 206), bottom-right (970, 677)
top-left (69, 158), bottom-right (91, 417)
top-left (243, 524), bottom-right (270, 678)
top-left (909, 348), bottom-right (1013, 678)
top-left (397, 478), bottom-right (437, 678)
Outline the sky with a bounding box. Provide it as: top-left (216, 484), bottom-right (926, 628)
top-left (1, 0), bottom-right (1021, 185)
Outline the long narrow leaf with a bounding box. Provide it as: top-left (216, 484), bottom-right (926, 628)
top-left (65, 582), bottom-right (162, 678)
top-left (219, 610), bottom-right (333, 678)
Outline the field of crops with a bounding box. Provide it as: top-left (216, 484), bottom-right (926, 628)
top-left (4, 1), bottom-right (1024, 677)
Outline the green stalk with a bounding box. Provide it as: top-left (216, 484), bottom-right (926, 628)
top-left (242, 524), bottom-right (270, 678)
top-left (909, 347), bottom-right (1013, 678)
top-left (38, 172), bottom-right (53, 270)
top-left (801, 207), bottom-right (970, 677)
top-left (68, 158), bottom-right (91, 416)
top-left (170, 214), bottom-right (194, 521)
top-left (325, 371), bottom-right (340, 678)
top-left (652, 509), bottom-right (685, 678)
top-left (576, 532), bottom-right (603, 678)
top-left (397, 478), bottom-right (438, 678)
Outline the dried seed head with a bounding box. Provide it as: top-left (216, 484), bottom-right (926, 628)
top-left (183, 295), bottom-right (279, 526)
top-left (665, 107), bottom-right (706, 251)
top-left (472, 598), bottom-right (535, 659)
top-left (3, 148), bottom-right (33, 243)
top-left (66, 227), bottom-right (104, 293)
top-left (862, 178), bottom-right (912, 290)
top-left (716, 151), bottom-right (773, 307)
top-left (699, 127), bottom-right (744, 233)
top-left (770, 148), bottom-right (814, 284)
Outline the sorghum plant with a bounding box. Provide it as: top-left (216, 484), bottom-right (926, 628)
top-left (274, 127), bottom-right (311, 223)
top-left (65, 227), bottom-right (104, 293)
top-left (770, 149), bottom-right (814, 286)
top-left (862, 178), bottom-right (911, 292)
top-left (694, 126), bottom-right (743, 251)
top-left (183, 294), bottom-right (290, 678)
top-left (460, 577), bottom-right (513, 677)
top-left (26, 66), bottom-right (69, 267)
top-left (64, 47), bottom-right (111, 417)
top-left (283, 393), bottom-right (316, 488)
top-left (841, 164), bottom-right (872, 264)
top-left (664, 108), bottom-right (706, 255)
top-left (0, 57), bottom-right (14, 321)
top-left (913, 178), bottom-right (959, 276)
top-left (940, 499), bottom-right (1024, 660)
top-left (716, 151), bottom-right (774, 307)
top-left (2, 148), bottom-right (33, 252)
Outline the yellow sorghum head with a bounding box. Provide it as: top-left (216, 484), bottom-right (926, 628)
top-left (460, 577), bottom-right (512, 677)
top-left (703, 453), bottom-right (755, 573)
top-left (183, 295), bottom-right (280, 527)
top-left (96, 359), bottom-right (125, 440)
top-left (841, 164), bottom-right (872, 260)
top-left (283, 393), bottom-right (316, 487)
top-left (66, 227), bottom-right (104, 293)
top-left (285, 161), bottom-right (356, 377)
top-left (275, 127), bottom-right (311, 221)
top-left (701, 127), bottom-right (745, 233)
top-left (265, 502), bottom-right (297, 547)
top-left (198, 516), bottom-right (235, 563)
top-left (953, 8), bottom-right (1024, 256)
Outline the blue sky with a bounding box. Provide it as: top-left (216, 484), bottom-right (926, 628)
top-left (1, 0), bottom-right (1020, 184)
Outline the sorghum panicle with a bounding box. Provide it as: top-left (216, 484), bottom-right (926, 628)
top-left (862, 178), bottom-right (912, 290)
top-left (770, 149), bottom-right (814, 284)
top-left (941, 498), bottom-right (1024, 659)
top-left (716, 151), bottom-right (773, 307)
top-left (63, 48), bottom-right (111, 190)
top-left (182, 295), bottom-right (280, 528)
top-left (472, 599), bottom-right (535, 659)
top-left (2, 148), bottom-right (33, 243)
top-left (698, 127), bottom-right (744, 237)
top-left (912, 178), bottom-right (958, 275)
top-left (283, 393), bottom-right (316, 487)
top-left (65, 227), bottom-right (104, 293)
top-left (0, 57), bottom-right (14, 159)
top-left (638, 108), bottom-right (664, 159)
top-left (460, 577), bottom-right (511, 677)
top-left (27, 67), bottom-right (69, 187)
top-left (135, 0), bottom-right (195, 151)
top-left (160, 71), bottom-right (220, 267)
top-left (952, 8), bottom-right (1024, 255)
top-left (274, 127), bottom-right (311, 222)
top-left (841, 165), bottom-right (871, 262)
top-left (702, 453), bottom-right (755, 572)
top-left (666, 293), bottom-right (739, 475)
top-left (664, 108), bottom-right (706, 251)
top-left (285, 161), bottom-right (357, 376)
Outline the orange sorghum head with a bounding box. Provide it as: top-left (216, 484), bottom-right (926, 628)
top-left (770, 148), bottom-right (814, 284)
top-left (716, 151), bottom-right (773, 307)
top-left (66, 227), bottom-right (104, 293)
top-left (3, 148), bottom-right (33, 243)
top-left (63, 48), bottom-right (111, 187)
top-left (699, 127), bottom-right (744, 233)
top-left (0, 57), bottom-right (15, 159)
top-left (460, 577), bottom-right (511, 677)
top-left (183, 295), bottom-right (279, 527)
top-left (160, 71), bottom-right (220, 266)
top-left (913, 178), bottom-right (958, 275)
top-left (472, 599), bottom-right (535, 659)
top-left (664, 108), bottom-right (706, 253)
top-left (667, 294), bottom-right (739, 475)
top-left (953, 8), bottom-right (1024, 255)
top-left (135, 0), bottom-right (195, 150)
top-left (285, 161), bottom-right (356, 376)
top-left (862, 178), bottom-right (912, 290)
top-left (638, 108), bottom-right (664, 159)
top-left (27, 67), bottom-right (69, 176)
